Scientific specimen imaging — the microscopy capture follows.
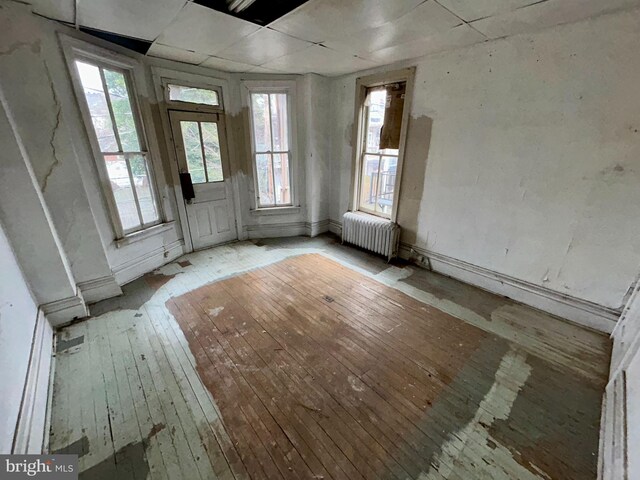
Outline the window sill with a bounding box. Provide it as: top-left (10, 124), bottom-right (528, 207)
top-left (250, 206), bottom-right (301, 216)
top-left (115, 221), bottom-right (175, 248)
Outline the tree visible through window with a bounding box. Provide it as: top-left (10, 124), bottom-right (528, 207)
top-left (249, 92), bottom-right (291, 207)
top-left (75, 60), bottom-right (160, 234)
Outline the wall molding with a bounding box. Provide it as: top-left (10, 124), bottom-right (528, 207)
top-left (328, 219), bottom-right (342, 236)
top-left (307, 219), bottom-right (330, 237)
top-left (13, 311), bottom-right (53, 454)
top-left (41, 293), bottom-right (87, 328)
top-left (113, 239), bottom-right (185, 285)
top-left (399, 242), bottom-right (620, 333)
top-left (78, 275), bottom-right (122, 304)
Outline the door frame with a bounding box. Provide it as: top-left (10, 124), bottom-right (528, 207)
top-left (151, 67), bottom-right (245, 253)
top-left (169, 109), bottom-right (238, 252)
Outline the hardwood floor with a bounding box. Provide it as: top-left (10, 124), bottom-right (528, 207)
top-left (49, 236), bottom-right (610, 479)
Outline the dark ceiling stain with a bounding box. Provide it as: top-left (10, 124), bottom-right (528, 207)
top-left (79, 27), bottom-right (152, 54)
top-left (193, 0), bottom-right (311, 26)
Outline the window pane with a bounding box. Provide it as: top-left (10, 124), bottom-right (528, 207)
top-left (366, 89), bottom-right (386, 152)
top-left (269, 94), bottom-right (288, 152)
top-left (168, 84), bottom-right (219, 106)
top-left (273, 153), bottom-right (290, 205)
top-left (104, 154), bottom-right (140, 231)
top-left (378, 156), bottom-right (397, 215)
top-left (104, 69), bottom-right (140, 152)
top-left (359, 154), bottom-right (380, 212)
top-left (180, 121), bottom-right (206, 184)
top-left (256, 153), bottom-right (274, 206)
top-left (129, 154), bottom-right (159, 225)
top-left (201, 122), bottom-right (223, 182)
top-left (75, 61), bottom-right (117, 152)
top-left (251, 93), bottom-right (272, 152)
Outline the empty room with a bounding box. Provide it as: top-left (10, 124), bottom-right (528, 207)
top-left (1, 0), bottom-right (639, 479)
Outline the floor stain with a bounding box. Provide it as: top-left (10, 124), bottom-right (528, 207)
top-left (53, 435), bottom-right (90, 458)
top-left (79, 441), bottom-right (148, 480)
top-left (56, 335), bottom-right (84, 353)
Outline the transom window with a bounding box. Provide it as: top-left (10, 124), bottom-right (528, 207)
top-left (358, 82), bottom-right (407, 218)
top-left (249, 92), bottom-right (292, 208)
top-left (74, 59), bottom-right (160, 235)
top-left (179, 120), bottom-right (224, 184)
top-left (168, 84), bottom-right (219, 107)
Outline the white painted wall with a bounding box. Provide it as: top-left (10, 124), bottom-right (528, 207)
top-left (329, 8), bottom-right (640, 312)
top-left (0, 220), bottom-right (40, 453)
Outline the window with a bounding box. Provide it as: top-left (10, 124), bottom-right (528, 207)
top-left (355, 76), bottom-right (409, 219)
top-left (248, 92), bottom-right (292, 208)
top-left (74, 59), bottom-right (160, 235)
top-left (179, 120), bottom-right (224, 183)
top-left (168, 84), bottom-right (219, 107)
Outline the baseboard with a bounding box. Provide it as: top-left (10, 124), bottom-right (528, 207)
top-left (399, 242), bottom-right (619, 333)
top-left (328, 219), bottom-right (342, 236)
top-left (78, 275), bottom-right (122, 304)
top-left (244, 221), bottom-right (307, 239)
top-left (13, 310), bottom-right (54, 454)
top-left (113, 239), bottom-right (185, 285)
top-left (306, 219), bottom-right (330, 237)
top-left (41, 293), bottom-right (88, 327)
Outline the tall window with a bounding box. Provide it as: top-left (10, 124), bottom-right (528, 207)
top-left (357, 81), bottom-right (407, 218)
top-left (74, 59), bottom-right (160, 235)
top-left (249, 92), bottom-right (292, 207)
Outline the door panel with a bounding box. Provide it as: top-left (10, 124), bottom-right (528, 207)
top-left (170, 111), bottom-right (237, 250)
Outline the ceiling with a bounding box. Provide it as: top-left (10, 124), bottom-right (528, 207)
top-left (27, 0), bottom-right (640, 76)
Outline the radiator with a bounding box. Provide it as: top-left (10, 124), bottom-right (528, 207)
top-left (342, 212), bottom-right (400, 262)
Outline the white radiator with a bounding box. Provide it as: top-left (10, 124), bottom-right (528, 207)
top-left (342, 212), bottom-right (400, 261)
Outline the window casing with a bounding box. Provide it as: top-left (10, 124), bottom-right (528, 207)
top-left (247, 89), bottom-right (294, 208)
top-left (72, 56), bottom-right (161, 236)
top-left (353, 70), bottom-right (413, 222)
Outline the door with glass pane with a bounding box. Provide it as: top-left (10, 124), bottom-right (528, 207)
top-left (169, 111), bottom-right (237, 250)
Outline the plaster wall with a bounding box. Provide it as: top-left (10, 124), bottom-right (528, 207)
top-left (0, 4), bottom-right (113, 286)
top-left (0, 220), bottom-right (39, 453)
top-left (329, 8), bottom-right (640, 311)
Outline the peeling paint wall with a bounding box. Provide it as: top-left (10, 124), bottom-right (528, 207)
top-left (329, 8), bottom-right (640, 310)
top-left (0, 3), bottom-right (113, 287)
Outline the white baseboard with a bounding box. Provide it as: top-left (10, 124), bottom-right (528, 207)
top-left (13, 310), bottom-right (54, 454)
top-left (399, 242), bottom-right (619, 333)
top-left (113, 239), bottom-right (185, 285)
top-left (307, 219), bottom-right (330, 237)
top-left (244, 221), bottom-right (305, 239)
top-left (41, 293), bottom-right (88, 327)
top-left (328, 219), bottom-right (342, 236)
top-left (78, 275), bottom-right (122, 304)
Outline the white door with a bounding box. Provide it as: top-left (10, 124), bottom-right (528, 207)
top-left (170, 111), bottom-right (237, 250)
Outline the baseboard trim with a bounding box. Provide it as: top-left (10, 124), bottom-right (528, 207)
top-left (13, 311), bottom-right (54, 454)
top-left (399, 242), bottom-right (619, 333)
top-left (307, 219), bottom-right (330, 237)
top-left (41, 293), bottom-right (88, 327)
top-left (113, 239), bottom-right (185, 285)
top-left (328, 219), bottom-right (342, 236)
top-left (78, 275), bottom-right (122, 304)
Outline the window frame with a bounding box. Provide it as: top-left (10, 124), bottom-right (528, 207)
top-left (161, 77), bottom-right (224, 113)
top-left (351, 68), bottom-right (415, 222)
top-left (243, 81), bottom-right (297, 211)
top-left (61, 36), bottom-right (164, 239)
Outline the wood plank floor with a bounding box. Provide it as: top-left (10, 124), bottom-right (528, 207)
top-left (49, 236), bottom-right (610, 480)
